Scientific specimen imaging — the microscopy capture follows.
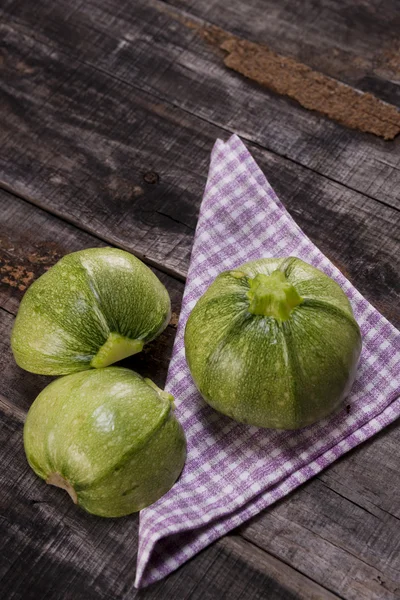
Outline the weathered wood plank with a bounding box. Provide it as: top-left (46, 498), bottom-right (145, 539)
top-left (2, 0), bottom-right (400, 209)
top-left (0, 309), bottom-right (339, 600)
top-left (166, 0), bottom-right (400, 105)
top-left (0, 189), bottom-right (183, 388)
top-left (0, 21), bottom-right (399, 313)
top-left (219, 34), bottom-right (400, 140)
top-left (0, 192), bottom-right (184, 318)
top-left (320, 430), bottom-right (400, 521)
top-left (240, 444), bottom-right (400, 600)
top-left (219, 536), bottom-right (341, 600)
top-left (0, 3), bottom-right (399, 597)
top-left (1, 190), bottom-right (399, 599)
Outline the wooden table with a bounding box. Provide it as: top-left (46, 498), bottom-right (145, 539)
top-left (1, 1), bottom-right (399, 598)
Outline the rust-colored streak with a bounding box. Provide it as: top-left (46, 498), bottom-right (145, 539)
top-left (221, 38), bottom-right (400, 140)
top-left (0, 263), bottom-right (34, 291)
top-left (0, 242), bottom-right (62, 295)
top-left (156, 2), bottom-right (400, 140)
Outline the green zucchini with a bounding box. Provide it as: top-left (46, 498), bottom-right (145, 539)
top-left (23, 367), bottom-right (186, 517)
top-left (11, 248), bottom-right (171, 375)
top-left (184, 257), bottom-right (362, 429)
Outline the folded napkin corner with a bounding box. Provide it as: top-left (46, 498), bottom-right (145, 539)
top-left (135, 134), bottom-right (400, 588)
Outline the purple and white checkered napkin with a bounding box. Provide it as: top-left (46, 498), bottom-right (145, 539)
top-left (135, 134), bottom-right (400, 588)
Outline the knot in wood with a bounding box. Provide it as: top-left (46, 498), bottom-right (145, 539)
top-left (143, 171), bottom-right (159, 184)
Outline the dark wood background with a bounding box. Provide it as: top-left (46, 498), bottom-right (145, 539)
top-left (0, 1), bottom-right (399, 599)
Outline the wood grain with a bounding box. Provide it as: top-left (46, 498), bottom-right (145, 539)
top-left (0, 20), bottom-right (399, 304)
top-left (0, 1), bottom-right (399, 598)
top-left (0, 189), bottom-right (183, 388)
top-left (165, 0), bottom-right (400, 106)
top-left (240, 446), bottom-right (400, 600)
top-left (1, 389), bottom-right (339, 600)
top-left (2, 0), bottom-right (400, 210)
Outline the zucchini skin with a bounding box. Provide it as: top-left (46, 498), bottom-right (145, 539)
top-left (11, 248), bottom-right (171, 375)
top-left (185, 257), bottom-right (362, 430)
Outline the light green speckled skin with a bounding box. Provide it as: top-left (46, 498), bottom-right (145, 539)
top-left (11, 248), bottom-right (171, 374)
top-left (184, 257), bottom-right (362, 430)
top-left (23, 368), bottom-right (186, 517)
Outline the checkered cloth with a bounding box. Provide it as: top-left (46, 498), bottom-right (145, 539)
top-left (135, 134), bottom-right (400, 588)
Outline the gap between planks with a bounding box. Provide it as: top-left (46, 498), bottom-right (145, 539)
top-left (221, 535), bottom-right (344, 600)
top-left (0, 181), bottom-right (187, 283)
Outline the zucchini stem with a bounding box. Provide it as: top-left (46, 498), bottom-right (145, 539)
top-left (46, 472), bottom-right (78, 504)
top-left (91, 333), bottom-right (144, 368)
top-left (247, 270), bottom-right (303, 321)
top-left (144, 378), bottom-right (175, 407)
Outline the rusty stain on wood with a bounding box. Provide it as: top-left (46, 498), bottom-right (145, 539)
top-left (0, 242), bottom-right (62, 293)
top-left (0, 262), bottom-right (35, 291)
top-left (380, 41), bottom-right (400, 76)
top-left (220, 37), bottom-right (400, 140)
top-left (160, 5), bottom-right (400, 140)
